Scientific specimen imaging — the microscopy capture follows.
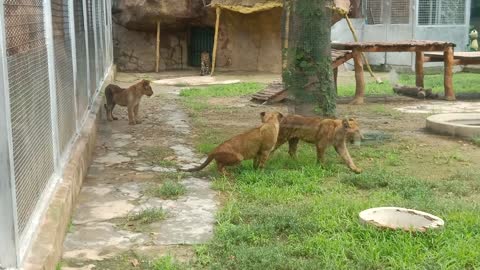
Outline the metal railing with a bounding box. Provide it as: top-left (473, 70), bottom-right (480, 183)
top-left (0, 0), bottom-right (113, 268)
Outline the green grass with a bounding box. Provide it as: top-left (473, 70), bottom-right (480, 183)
top-left (180, 83), bottom-right (264, 112)
top-left (142, 146), bottom-right (175, 166)
top-left (150, 256), bottom-right (183, 270)
top-left (473, 136), bottom-right (480, 147)
top-left (148, 180), bottom-right (187, 200)
top-left (190, 144), bottom-right (480, 269)
top-left (127, 208), bottom-right (167, 225)
top-left (337, 72), bottom-right (480, 97)
top-left (180, 82), bottom-right (264, 98)
top-left (76, 251), bottom-right (185, 270)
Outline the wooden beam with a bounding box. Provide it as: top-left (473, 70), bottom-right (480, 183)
top-left (155, 20), bottom-right (161, 72)
top-left (415, 51), bottom-right (424, 88)
top-left (211, 7), bottom-right (221, 75)
top-left (332, 45), bottom-right (450, 53)
top-left (351, 49), bottom-right (365, 105)
top-left (444, 47), bottom-right (455, 101)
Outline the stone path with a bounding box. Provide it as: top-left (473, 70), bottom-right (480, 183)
top-left (61, 73), bottom-right (217, 268)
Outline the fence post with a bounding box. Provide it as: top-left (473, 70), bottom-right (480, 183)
top-left (108, 0), bottom-right (113, 67)
top-left (68, 0), bottom-right (79, 132)
top-left (104, 0), bottom-right (109, 72)
top-left (0, 2), bottom-right (20, 267)
top-left (83, 0), bottom-right (91, 107)
top-left (92, 0), bottom-right (99, 92)
top-left (44, 0), bottom-right (61, 170)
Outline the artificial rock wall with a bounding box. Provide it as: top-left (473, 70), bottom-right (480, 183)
top-left (216, 8), bottom-right (282, 73)
top-left (113, 24), bottom-right (189, 72)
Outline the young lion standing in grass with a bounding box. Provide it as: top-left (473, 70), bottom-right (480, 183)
top-left (104, 79), bottom-right (154, 125)
top-left (274, 115), bottom-right (363, 173)
top-left (181, 112), bottom-right (284, 174)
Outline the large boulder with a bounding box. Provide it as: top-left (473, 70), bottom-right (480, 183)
top-left (113, 0), bottom-right (210, 31)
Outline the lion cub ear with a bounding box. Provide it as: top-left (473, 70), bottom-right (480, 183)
top-left (142, 79), bottom-right (151, 86)
top-left (277, 112), bottom-right (284, 120)
top-left (342, 118), bottom-right (351, 129)
top-left (260, 112), bottom-right (266, 118)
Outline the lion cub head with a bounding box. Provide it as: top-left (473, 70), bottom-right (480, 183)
top-left (139, 79), bottom-right (154, 97)
top-left (260, 111), bottom-right (284, 123)
top-left (342, 118), bottom-right (363, 145)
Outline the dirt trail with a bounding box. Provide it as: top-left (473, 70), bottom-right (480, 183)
top-left (62, 73), bottom-right (217, 268)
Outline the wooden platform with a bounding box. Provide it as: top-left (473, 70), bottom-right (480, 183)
top-left (332, 40), bottom-right (457, 104)
top-left (424, 51), bottom-right (480, 65)
top-left (332, 40), bottom-right (455, 52)
top-left (251, 49), bottom-right (353, 103)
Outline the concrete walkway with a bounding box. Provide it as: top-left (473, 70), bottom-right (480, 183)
top-left (61, 73), bottom-right (217, 268)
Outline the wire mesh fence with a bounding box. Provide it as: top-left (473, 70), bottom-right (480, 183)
top-left (4, 0), bottom-right (55, 238)
top-left (74, 0), bottom-right (88, 122)
top-left (0, 0), bottom-right (113, 266)
top-left (52, 0), bottom-right (75, 155)
top-left (86, 0), bottom-right (97, 101)
top-left (418, 0), bottom-right (466, 25)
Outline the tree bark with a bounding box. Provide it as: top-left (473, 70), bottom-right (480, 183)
top-left (282, 0), bottom-right (336, 116)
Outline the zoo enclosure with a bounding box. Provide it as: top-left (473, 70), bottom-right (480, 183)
top-left (0, 0), bottom-right (113, 268)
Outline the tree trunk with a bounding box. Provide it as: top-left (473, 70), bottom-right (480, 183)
top-left (282, 0), bottom-right (336, 116)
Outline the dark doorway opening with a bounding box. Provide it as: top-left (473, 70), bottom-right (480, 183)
top-left (188, 27), bottom-right (214, 67)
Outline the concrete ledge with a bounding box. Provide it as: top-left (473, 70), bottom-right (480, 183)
top-left (22, 67), bottom-right (115, 270)
top-left (426, 113), bottom-right (480, 138)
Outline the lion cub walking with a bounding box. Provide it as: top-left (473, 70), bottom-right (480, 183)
top-left (182, 112), bottom-right (283, 174)
top-left (275, 115), bottom-right (363, 173)
top-left (104, 79), bottom-right (153, 125)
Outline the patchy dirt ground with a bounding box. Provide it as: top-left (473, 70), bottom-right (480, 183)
top-left (178, 77), bottom-right (480, 184)
top-left (61, 73), bottom-right (218, 269)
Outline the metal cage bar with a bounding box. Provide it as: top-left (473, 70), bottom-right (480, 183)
top-left (0, 1), bottom-right (20, 267)
top-left (3, 0), bottom-right (56, 243)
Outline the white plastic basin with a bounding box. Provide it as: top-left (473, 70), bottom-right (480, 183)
top-left (359, 207), bottom-right (444, 232)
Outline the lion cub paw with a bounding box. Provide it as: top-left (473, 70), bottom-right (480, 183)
top-left (352, 167), bottom-right (362, 174)
top-left (128, 121), bottom-right (136, 125)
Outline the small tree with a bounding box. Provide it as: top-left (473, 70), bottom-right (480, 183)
top-left (282, 0), bottom-right (336, 116)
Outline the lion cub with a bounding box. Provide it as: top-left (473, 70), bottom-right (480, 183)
top-left (104, 79), bottom-right (154, 125)
top-left (274, 115), bottom-right (363, 173)
top-left (181, 112), bottom-right (283, 174)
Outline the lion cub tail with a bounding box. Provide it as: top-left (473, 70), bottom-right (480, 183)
top-left (104, 85), bottom-right (115, 106)
top-left (179, 155), bottom-right (214, 172)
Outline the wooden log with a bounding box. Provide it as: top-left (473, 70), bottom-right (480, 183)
top-left (393, 85), bottom-right (438, 99)
top-left (332, 44), bottom-right (449, 52)
top-left (351, 49), bottom-right (365, 105)
top-left (415, 51), bottom-right (424, 88)
top-left (211, 7), bottom-right (221, 75)
top-left (155, 21), bottom-right (161, 72)
top-left (443, 47), bottom-right (455, 101)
